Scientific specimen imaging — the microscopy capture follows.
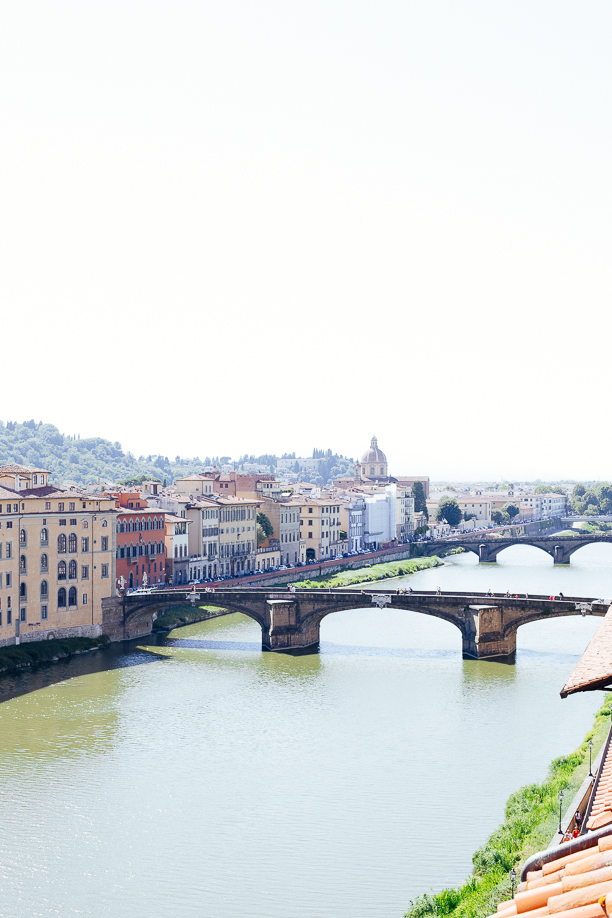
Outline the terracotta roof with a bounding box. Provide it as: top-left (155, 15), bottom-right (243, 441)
top-left (502, 829), bottom-right (612, 918)
top-left (561, 608), bottom-right (612, 698)
top-left (586, 740), bottom-right (612, 832)
top-left (0, 463), bottom-right (50, 474)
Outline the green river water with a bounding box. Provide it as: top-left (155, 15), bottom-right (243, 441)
top-left (1, 544), bottom-right (611, 917)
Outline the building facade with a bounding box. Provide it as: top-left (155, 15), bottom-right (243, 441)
top-left (0, 465), bottom-right (115, 647)
top-left (217, 496), bottom-right (259, 576)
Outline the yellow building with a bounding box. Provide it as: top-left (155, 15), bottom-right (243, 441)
top-left (0, 464), bottom-right (116, 647)
top-left (298, 498), bottom-right (343, 561)
top-left (216, 496), bottom-right (259, 577)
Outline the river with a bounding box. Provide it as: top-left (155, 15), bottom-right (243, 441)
top-left (1, 544), bottom-right (611, 918)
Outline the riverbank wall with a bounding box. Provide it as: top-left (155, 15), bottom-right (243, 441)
top-left (403, 695), bottom-right (612, 918)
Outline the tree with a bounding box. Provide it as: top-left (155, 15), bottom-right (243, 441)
top-left (491, 508), bottom-right (505, 525)
top-left (412, 481), bottom-right (428, 519)
top-left (436, 497), bottom-right (462, 527)
top-left (503, 502), bottom-right (520, 520)
top-left (257, 513), bottom-right (273, 540)
top-left (572, 484), bottom-right (586, 499)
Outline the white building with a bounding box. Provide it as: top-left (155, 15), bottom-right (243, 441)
top-left (363, 485), bottom-right (397, 549)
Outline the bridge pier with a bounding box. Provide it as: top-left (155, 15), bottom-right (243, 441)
top-left (478, 544), bottom-right (500, 563)
top-left (553, 544), bottom-right (571, 565)
top-left (462, 605), bottom-right (517, 660)
top-left (262, 598), bottom-right (321, 654)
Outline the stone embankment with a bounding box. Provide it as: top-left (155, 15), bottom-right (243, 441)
top-left (0, 635), bottom-right (110, 677)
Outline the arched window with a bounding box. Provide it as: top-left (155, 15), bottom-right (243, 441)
top-left (116, 521), bottom-right (121, 533)
top-left (58, 561), bottom-right (66, 580)
top-left (58, 588), bottom-right (66, 607)
top-left (174, 546), bottom-right (178, 558)
top-left (19, 554), bottom-right (26, 574)
top-left (148, 541), bottom-right (152, 555)
top-left (20, 582), bottom-right (26, 599)
top-left (20, 528), bottom-right (26, 545)
top-left (151, 541), bottom-right (156, 555)
top-left (68, 560), bottom-right (77, 579)
top-left (68, 533), bottom-right (77, 553)
top-left (40, 553), bottom-right (48, 572)
top-left (58, 533), bottom-right (66, 553)
top-left (40, 580), bottom-right (48, 599)
top-left (68, 587), bottom-right (77, 606)
top-left (40, 528), bottom-right (48, 545)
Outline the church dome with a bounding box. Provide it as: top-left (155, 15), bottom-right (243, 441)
top-left (361, 436), bottom-right (387, 464)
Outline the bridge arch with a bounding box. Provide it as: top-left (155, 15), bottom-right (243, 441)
top-left (298, 595), bottom-right (470, 644)
top-left (122, 595), bottom-right (269, 633)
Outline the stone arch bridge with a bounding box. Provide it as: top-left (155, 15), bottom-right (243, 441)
top-left (416, 533), bottom-right (612, 564)
top-left (101, 588), bottom-right (609, 661)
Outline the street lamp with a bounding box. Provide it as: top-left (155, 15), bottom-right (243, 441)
top-left (558, 789), bottom-right (565, 835)
top-left (510, 868), bottom-right (517, 899)
top-left (589, 739), bottom-right (594, 777)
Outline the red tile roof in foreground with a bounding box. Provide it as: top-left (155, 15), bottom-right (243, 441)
top-left (500, 830), bottom-right (612, 918)
top-left (561, 608), bottom-right (612, 698)
top-left (586, 738), bottom-right (612, 832)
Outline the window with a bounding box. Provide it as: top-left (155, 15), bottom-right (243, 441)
top-left (68, 533), bottom-right (77, 553)
top-left (6, 521), bottom-right (12, 529)
top-left (82, 520), bottom-right (88, 528)
top-left (81, 537), bottom-right (89, 552)
top-left (6, 608), bottom-right (11, 625)
top-left (58, 533), bottom-right (66, 553)
top-left (82, 593), bottom-right (88, 605)
top-left (40, 580), bottom-right (48, 599)
top-left (40, 527), bottom-right (48, 545)
top-left (70, 518), bottom-right (77, 526)
top-left (309, 508), bottom-right (313, 513)
top-left (102, 520), bottom-right (107, 528)
top-left (58, 502), bottom-right (64, 512)
top-left (20, 582), bottom-right (26, 599)
top-left (58, 588), bottom-right (66, 607)
top-left (6, 572), bottom-right (11, 587)
top-left (68, 560), bottom-right (77, 579)
top-left (19, 555), bottom-right (26, 574)
top-left (101, 564), bottom-right (109, 578)
top-left (69, 502), bottom-right (75, 512)
top-left (101, 536), bottom-right (108, 551)
top-left (41, 605), bottom-right (48, 620)
top-left (45, 501), bottom-right (51, 511)
top-left (58, 561), bottom-right (66, 580)
top-left (13, 504), bottom-right (18, 513)
top-left (59, 519), bottom-right (66, 526)
top-left (68, 587), bottom-right (77, 606)
top-left (6, 542), bottom-right (11, 559)
top-left (81, 565), bottom-right (89, 580)
top-left (19, 528), bottom-right (26, 545)
top-left (20, 608), bottom-right (26, 622)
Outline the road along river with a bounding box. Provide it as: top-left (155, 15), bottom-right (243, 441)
top-left (0, 544), bottom-right (611, 918)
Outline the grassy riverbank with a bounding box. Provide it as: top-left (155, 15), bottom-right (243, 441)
top-left (296, 556), bottom-right (442, 589)
top-left (152, 604), bottom-right (228, 631)
top-left (404, 695), bottom-right (612, 918)
top-left (0, 634), bottom-right (110, 675)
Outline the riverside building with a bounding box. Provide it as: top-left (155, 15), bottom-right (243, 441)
top-left (0, 464), bottom-right (116, 647)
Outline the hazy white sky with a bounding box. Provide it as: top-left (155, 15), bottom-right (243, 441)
top-left (2, 1), bottom-right (610, 481)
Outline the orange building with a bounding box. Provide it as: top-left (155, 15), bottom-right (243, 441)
top-left (113, 492), bottom-right (166, 590)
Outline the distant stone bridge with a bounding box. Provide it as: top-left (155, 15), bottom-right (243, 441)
top-left (416, 534), bottom-right (612, 564)
top-left (101, 588), bottom-right (610, 660)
